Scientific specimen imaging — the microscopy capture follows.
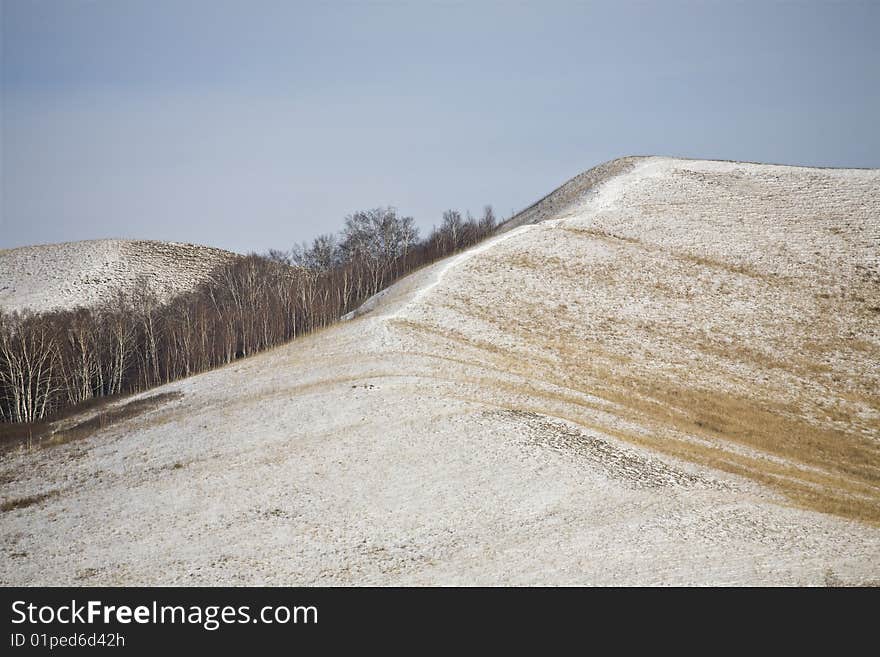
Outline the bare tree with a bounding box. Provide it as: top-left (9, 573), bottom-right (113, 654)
top-left (0, 312), bottom-right (63, 423)
top-left (340, 207), bottom-right (419, 296)
top-left (440, 209), bottom-right (464, 252)
top-left (265, 248), bottom-right (291, 266)
top-left (480, 205), bottom-right (497, 233)
top-left (292, 234), bottom-right (339, 273)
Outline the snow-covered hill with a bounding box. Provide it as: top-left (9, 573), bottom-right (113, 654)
top-left (0, 239), bottom-right (238, 314)
top-left (2, 157), bottom-right (878, 585)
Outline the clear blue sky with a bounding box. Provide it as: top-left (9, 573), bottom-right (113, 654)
top-left (2, 0), bottom-right (878, 253)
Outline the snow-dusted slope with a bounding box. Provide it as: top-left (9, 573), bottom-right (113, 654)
top-left (0, 239), bottom-right (238, 314)
top-left (2, 157), bottom-right (879, 585)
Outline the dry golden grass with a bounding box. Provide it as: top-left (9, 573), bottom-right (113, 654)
top-left (503, 252), bottom-right (568, 271)
top-left (675, 252), bottom-right (765, 280)
top-left (1, 392), bottom-right (183, 452)
top-left (1, 490), bottom-right (57, 513)
top-left (564, 225), bottom-right (776, 281)
top-left (393, 307), bottom-right (880, 525)
top-left (561, 226), bottom-right (642, 244)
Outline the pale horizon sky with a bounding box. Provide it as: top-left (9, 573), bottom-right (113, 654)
top-left (2, 0), bottom-right (879, 253)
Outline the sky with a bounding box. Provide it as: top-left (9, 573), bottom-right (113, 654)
top-left (2, 0), bottom-right (879, 254)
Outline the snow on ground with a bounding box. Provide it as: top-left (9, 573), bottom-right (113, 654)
top-left (0, 239), bottom-right (237, 314)
top-left (1, 157), bottom-right (879, 585)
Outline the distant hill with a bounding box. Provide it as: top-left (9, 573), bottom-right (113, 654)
top-left (0, 239), bottom-right (239, 314)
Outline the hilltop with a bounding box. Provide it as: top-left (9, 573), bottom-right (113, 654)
top-left (0, 239), bottom-right (238, 314)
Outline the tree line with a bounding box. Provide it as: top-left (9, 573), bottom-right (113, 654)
top-left (0, 206), bottom-right (499, 425)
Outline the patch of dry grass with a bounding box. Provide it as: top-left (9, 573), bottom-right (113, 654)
top-left (1, 392), bottom-right (183, 452)
top-left (561, 226), bottom-right (642, 244)
top-left (1, 490), bottom-right (57, 512)
top-left (504, 252), bottom-right (567, 271)
top-left (562, 224), bottom-right (772, 282)
top-left (676, 251), bottom-right (765, 279)
top-left (396, 313), bottom-right (880, 525)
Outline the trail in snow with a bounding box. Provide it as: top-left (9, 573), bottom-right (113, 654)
top-left (341, 159), bottom-right (649, 324)
top-left (385, 224), bottom-right (538, 320)
top-left (340, 223), bottom-right (538, 322)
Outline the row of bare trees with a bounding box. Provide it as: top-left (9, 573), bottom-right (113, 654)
top-left (0, 206), bottom-right (498, 425)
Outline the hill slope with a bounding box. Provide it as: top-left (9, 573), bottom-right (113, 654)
top-left (1, 157), bottom-right (878, 585)
top-left (0, 239), bottom-right (238, 314)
